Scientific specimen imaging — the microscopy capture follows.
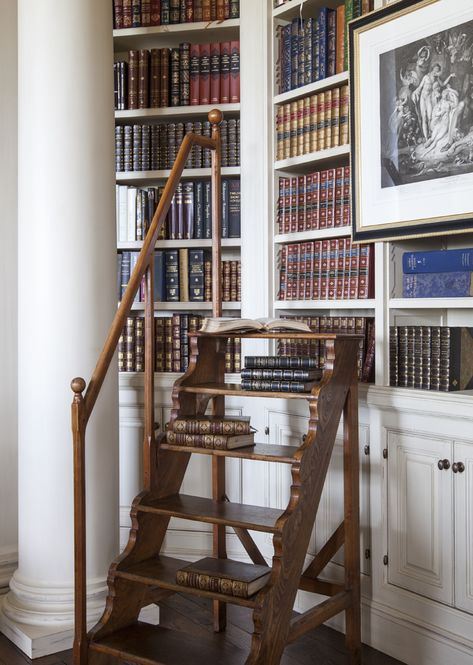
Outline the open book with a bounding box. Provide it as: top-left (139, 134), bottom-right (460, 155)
top-left (199, 317), bottom-right (311, 334)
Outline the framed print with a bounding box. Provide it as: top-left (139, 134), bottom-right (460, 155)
top-left (350, 0), bottom-right (473, 241)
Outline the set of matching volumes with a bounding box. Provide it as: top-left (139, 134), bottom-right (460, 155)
top-left (116, 179), bottom-right (240, 242)
top-left (175, 557), bottom-right (270, 599)
top-left (119, 314), bottom-right (241, 373)
top-left (113, 0), bottom-right (240, 28)
top-left (390, 326), bottom-right (473, 392)
top-left (274, 0), bottom-right (373, 90)
top-left (118, 249), bottom-right (241, 302)
top-left (240, 356), bottom-right (322, 393)
top-left (165, 415), bottom-right (254, 449)
top-left (276, 315), bottom-right (375, 383)
top-left (402, 248), bottom-right (473, 298)
top-left (275, 85), bottom-right (349, 161)
top-left (278, 238), bottom-right (374, 301)
top-left (277, 167), bottom-right (350, 234)
top-left (114, 41), bottom-right (240, 110)
top-left (115, 118), bottom-right (240, 171)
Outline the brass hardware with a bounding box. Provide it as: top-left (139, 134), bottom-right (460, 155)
top-left (452, 462), bottom-right (465, 474)
top-left (437, 459), bottom-right (450, 471)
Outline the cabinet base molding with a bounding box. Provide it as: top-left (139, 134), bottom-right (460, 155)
top-left (0, 549), bottom-right (17, 595)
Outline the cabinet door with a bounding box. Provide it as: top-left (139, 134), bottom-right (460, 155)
top-left (454, 442), bottom-right (473, 614)
top-left (387, 430), bottom-right (454, 605)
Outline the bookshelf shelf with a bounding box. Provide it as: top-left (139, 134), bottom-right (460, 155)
top-left (115, 103), bottom-right (241, 122)
top-left (389, 298), bottom-right (473, 310)
top-left (113, 19), bottom-right (240, 50)
top-left (273, 0), bottom-right (341, 20)
top-left (130, 301), bottom-right (241, 312)
top-left (274, 145), bottom-right (350, 172)
top-left (274, 299), bottom-right (376, 310)
top-left (273, 71), bottom-right (349, 105)
top-left (116, 167), bottom-right (241, 184)
top-left (117, 239), bottom-right (241, 250)
top-left (274, 228), bottom-right (350, 244)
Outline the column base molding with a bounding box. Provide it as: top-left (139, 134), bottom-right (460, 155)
top-left (0, 550), bottom-right (17, 596)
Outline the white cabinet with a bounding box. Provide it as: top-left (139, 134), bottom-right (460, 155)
top-left (454, 442), bottom-right (473, 615)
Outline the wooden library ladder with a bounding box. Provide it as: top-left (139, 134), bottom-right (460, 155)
top-left (71, 110), bottom-right (362, 665)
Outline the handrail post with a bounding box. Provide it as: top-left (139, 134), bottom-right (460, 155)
top-left (143, 254), bottom-right (155, 490)
top-left (210, 109), bottom-right (223, 317)
top-left (71, 377), bottom-right (88, 665)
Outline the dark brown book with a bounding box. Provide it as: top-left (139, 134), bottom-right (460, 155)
top-left (127, 50), bottom-right (139, 110)
top-left (210, 0), bottom-right (217, 20)
top-left (190, 43), bottom-right (200, 105)
top-left (150, 49), bottom-right (161, 107)
top-left (194, 0), bottom-right (203, 21)
top-left (170, 47), bottom-right (180, 106)
top-left (210, 42), bottom-right (221, 103)
top-left (202, 0), bottom-right (211, 21)
top-left (123, 0), bottom-right (133, 27)
top-left (150, 0), bottom-right (161, 24)
top-left (160, 48), bottom-right (170, 107)
top-left (199, 43), bottom-right (211, 105)
top-left (185, 0), bottom-right (193, 21)
top-left (166, 431), bottom-right (255, 449)
top-left (141, 0), bottom-right (151, 24)
top-left (170, 415), bottom-right (251, 435)
top-left (138, 49), bottom-right (150, 108)
top-left (170, 0), bottom-right (180, 23)
top-left (220, 41), bottom-right (230, 104)
top-left (176, 557), bottom-right (271, 598)
top-left (180, 42), bottom-right (190, 106)
top-left (114, 0), bottom-right (124, 29)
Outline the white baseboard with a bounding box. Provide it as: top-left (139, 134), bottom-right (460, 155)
top-left (0, 549), bottom-right (17, 595)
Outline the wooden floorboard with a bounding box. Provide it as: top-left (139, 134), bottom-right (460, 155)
top-left (0, 594), bottom-right (406, 665)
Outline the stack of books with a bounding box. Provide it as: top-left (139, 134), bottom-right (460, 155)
top-left (241, 356), bottom-right (322, 393)
top-left (402, 248), bottom-right (473, 298)
top-left (165, 415), bottom-right (255, 449)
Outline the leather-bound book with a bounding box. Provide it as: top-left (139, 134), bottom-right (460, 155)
top-left (160, 48), bottom-right (170, 107)
top-left (132, 0), bottom-right (141, 26)
top-left (185, 0), bottom-right (193, 22)
top-left (190, 43), bottom-right (200, 105)
top-left (114, 0), bottom-right (124, 29)
top-left (210, 42), bottom-right (221, 103)
top-left (123, 0), bottom-right (133, 27)
top-left (220, 41), bottom-right (230, 103)
top-left (202, 0), bottom-right (211, 22)
top-left (170, 0), bottom-right (180, 24)
top-left (150, 49), bottom-right (161, 107)
top-left (194, 0), bottom-right (203, 22)
top-left (127, 50), bottom-right (139, 110)
top-left (161, 0), bottom-right (170, 24)
top-left (199, 43), bottom-right (211, 104)
top-left (150, 0), bottom-right (161, 25)
top-left (230, 0), bottom-right (239, 18)
top-left (216, 0), bottom-right (225, 20)
top-left (138, 49), bottom-right (149, 109)
top-left (229, 40), bottom-right (240, 102)
top-left (170, 47), bottom-right (180, 106)
top-left (141, 0), bottom-right (151, 24)
top-left (180, 42), bottom-right (190, 105)
top-left (167, 432), bottom-right (255, 449)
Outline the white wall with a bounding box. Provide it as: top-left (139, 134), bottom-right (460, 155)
top-left (0, 0), bottom-right (18, 593)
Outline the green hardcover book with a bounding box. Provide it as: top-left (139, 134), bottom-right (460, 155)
top-left (344, 0), bottom-right (353, 71)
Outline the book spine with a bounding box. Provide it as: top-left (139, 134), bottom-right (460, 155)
top-left (165, 249), bottom-right (180, 301)
top-left (240, 368), bottom-right (320, 381)
top-left (167, 431), bottom-right (240, 449)
top-left (180, 42), bottom-right (190, 106)
top-left (220, 41), bottom-right (231, 103)
top-left (171, 418), bottom-right (251, 435)
top-left (344, 0), bottom-right (353, 71)
top-left (150, 0), bottom-right (161, 24)
top-left (403, 249), bottom-right (473, 273)
top-left (160, 48), bottom-right (170, 107)
top-left (336, 5), bottom-right (345, 74)
top-left (175, 570), bottom-right (251, 597)
top-left (199, 43), bottom-right (211, 104)
top-left (230, 0), bottom-right (239, 18)
top-left (244, 356), bottom-right (318, 369)
top-left (327, 9), bottom-right (336, 77)
top-left (132, 0), bottom-right (141, 26)
top-left (403, 272), bottom-right (473, 298)
top-left (189, 248), bottom-right (206, 301)
top-left (114, 0), bottom-right (124, 29)
top-left (210, 42), bottom-right (221, 104)
top-left (240, 379), bottom-right (313, 393)
top-left (141, 0), bottom-right (151, 25)
top-left (230, 40), bottom-right (240, 103)
top-left (138, 49), bottom-right (149, 108)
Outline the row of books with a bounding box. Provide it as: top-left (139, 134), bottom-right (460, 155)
top-left (115, 118), bottom-right (240, 171)
top-left (275, 85), bottom-right (349, 162)
top-left (389, 326), bottom-right (473, 392)
top-left (277, 167), bottom-right (350, 234)
top-left (114, 41), bottom-right (240, 110)
top-left (401, 247), bottom-right (473, 298)
top-left (240, 356), bottom-right (322, 393)
top-left (118, 249), bottom-right (241, 302)
top-left (165, 415), bottom-right (254, 449)
top-left (119, 314), bottom-right (241, 373)
top-left (276, 315), bottom-right (375, 383)
top-left (275, 1), bottom-right (373, 94)
top-left (113, 0), bottom-right (240, 29)
top-left (278, 238), bottom-right (374, 301)
top-left (116, 179), bottom-right (240, 242)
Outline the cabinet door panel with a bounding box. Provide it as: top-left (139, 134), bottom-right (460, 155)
top-left (454, 442), bottom-right (473, 615)
top-left (387, 430), bottom-right (453, 604)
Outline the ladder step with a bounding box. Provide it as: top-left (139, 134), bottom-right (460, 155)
top-left (176, 382), bottom-right (318, 400)
top-left (138, 493), bottom-right (283, 533)
top-left (90, 621), bottom-right (245, 665)
top-left (160, 442), bottom-right (300, 463)
top-left (116, 555), bottom-right (261, 608)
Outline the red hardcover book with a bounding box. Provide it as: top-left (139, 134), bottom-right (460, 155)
top-left (334, 167), bottom-right (344, 227)
top-left (320, 239), bottom-right (330, 300)
top-left (229, 40), bottom-right (240, 103)
top-left (343, 237), bottom-right (351, 299)
top-left (210, 42), bottom-right (221, 103)
top-left (278, 245), bottom-right (287, 300)
top-left (311, 171), bottom-right (320, 230)
top-left (349, 241), bottom-right (360, 299)
top-left (342, 165), bottom-right (351, 226)
top-left (297, 242), bottom-right (307, 301)
top-left (190, 43), bottom-right (200, 105)
top-left (318, 170), bottom-right (328, 229)
top-left (199, 43), bottom-right (211, 104)
top-left (305, 241), bottom-right (314, 300)
top-left (220, 41), bottom-right (231, 103)
top-left (141, 0), bottom-right (151, 24)
top-left (358, 244), bottom-right (374, 298)
top-left (297, 175), bottom-right (305, 232)
top-left (217, 0), bottom-right (225, 20)
top-left (114, 0), bottom-right (124, 28)
top-left (127, 50), bottom-right (139, 109)
top-left (277, 178), bottom-right (284, 235)
top-left (312, 240), bottom-right (321, 300)
top-left (123, 0), bottom-right (133, 27)
top-left (289, 177), bottom-right (297, 233)
top-left (327, 238), bottom-right (338, 300)
top-left (185, 0), bottom-right (193, 21)
top-left (325, 168), bottom-right (336, 227)
top-left (150, 0), bottom-right (161, 24)
top-left (283, 177), bottom-right (290, 233)
top-left (335, 237), bottom-right (346, 299)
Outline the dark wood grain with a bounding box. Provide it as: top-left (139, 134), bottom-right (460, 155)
top-left (176, 383), bottom-right (320, 400)
top-left (159, 442), bottom-right (300, 464)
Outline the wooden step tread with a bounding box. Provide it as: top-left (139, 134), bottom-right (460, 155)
top-left (138, 493), bottom-right (282, 532)
top-left (116, 555), bottom-right (259, 608)
top-left (176, 382), bottom-right (318, 399)
top-left (90, 621), bottom-right (245, 665)
top-left (160, 441), bottom-right (300, 463)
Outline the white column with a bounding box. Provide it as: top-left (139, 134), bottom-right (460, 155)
top-left (0, 0), bottom-right (119, 658)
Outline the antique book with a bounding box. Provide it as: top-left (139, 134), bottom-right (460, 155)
top-left (240, 368), bottom-right (321, 381)
top-left (199, 317), bottom-right (311, 334)
top-left (240, 379), bottom-right (317, 393)
top-left (244, 355), bottom-right (319, 369)
top-left (176, 557), bottom-right (271, 598)
top-left (166, 431), bottom-right (255, 449)
top-left (169, 415), bottom-right (251, 435)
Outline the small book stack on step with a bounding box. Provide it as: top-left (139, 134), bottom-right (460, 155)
top-left (176, 557), bottom-right (271, 598)
top-left (240, 356), bottom-right (322, 393)
top-left (166, 415), bottom-right (255, 449)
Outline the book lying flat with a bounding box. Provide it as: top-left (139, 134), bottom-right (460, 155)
top-left (170, 415), bottom-right (252, 436)
top-left (199, 317), bottom-right (311, 333)
top-left (175, 557), bottom-right (271, 598)
top-left (166, 431), bottom-right (255, 449)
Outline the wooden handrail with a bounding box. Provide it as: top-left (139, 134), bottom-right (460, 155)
top-left (71, 109), bottom-right (224, 665)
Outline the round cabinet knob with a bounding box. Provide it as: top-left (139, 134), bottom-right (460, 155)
top-left (452, 462), bottom-right (465, 474)
top-left (437, 459), bottom-right (451, 471)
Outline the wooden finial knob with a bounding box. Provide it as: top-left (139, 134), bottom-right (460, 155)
top-left (208, 108), bottom-right (223, 125)
top-left (71, 377), bottom-right (86, 394)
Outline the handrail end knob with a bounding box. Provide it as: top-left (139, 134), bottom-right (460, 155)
top-left (71, 377), bottom-right (86, 394)
top-left (208, 108), bottom-right (223, 125)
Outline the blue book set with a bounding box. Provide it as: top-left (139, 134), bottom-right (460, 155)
top-left (402, 248), bottom-right (473, 298)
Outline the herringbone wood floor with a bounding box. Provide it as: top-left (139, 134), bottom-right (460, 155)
top-left (0, 594), bottom-right (406, 665)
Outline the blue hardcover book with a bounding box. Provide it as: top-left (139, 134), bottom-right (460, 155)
top-left (313, 19), bottom-right (320, 82)
top-left (304, 18), bottom-right (314, 85)
top-left (317, 7), bottom-right (329, 80)
top-left (203, 180), bottom-right (212, 239)
top-left (154, 250), bottom-right (166, 302)
top-left (403, 248), bottom-right (473, 273)
top-left (403, 272), bottom-right (473, 298)
top-left (221, 179), bottom-right (229, 239)
top-left (282, 24), bottom-right (291, 93)
top-left (290, 18), bottom-right (300, 90)
top-left (194, 181), bottom-right (204, 239)
top-left (297, 19), bottom-right (306, 88)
